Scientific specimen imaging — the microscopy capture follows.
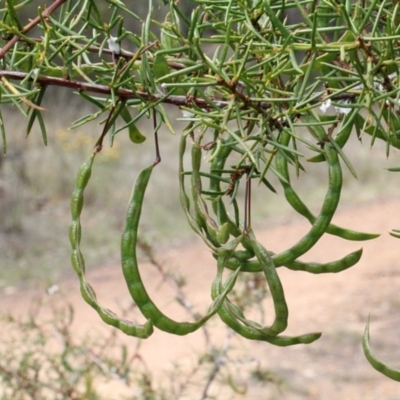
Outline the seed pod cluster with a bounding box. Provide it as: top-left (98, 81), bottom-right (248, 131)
top-left (69, 109), bottom-right (382, 346)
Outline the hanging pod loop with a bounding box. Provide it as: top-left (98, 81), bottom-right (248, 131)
top-left (70, 151), bottom-right (154, 338)
top-left (121, 161), bottom-right (241, 335)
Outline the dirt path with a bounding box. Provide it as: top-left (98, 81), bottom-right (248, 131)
top-left (2, 198), bottom-right (400, 399)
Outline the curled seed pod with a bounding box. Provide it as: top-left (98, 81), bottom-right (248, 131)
top-left (363, 317), bottom-right (400, 381)
top-left (276, 130), bottom-right (379, 241)
top-left (121, 164), bottom-right (240, 335)
top-left (272, 141), bottom-right (343, 266)
top-left (211, 249), bottom-right (321, 346)
top-left (224, 299), bottom-right (321, 346)
top-left (244, 230), bottom-right (288, 336)
top-left (70, 153), bottom-right (153, 338)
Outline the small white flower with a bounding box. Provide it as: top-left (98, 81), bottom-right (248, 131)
top-left (319, 98), bottom-right (331, 113)
top-left (107, 36), bottom-right (121, 55)
top-left (32, 68), bottom-right (40, 79)
top-left (335, 106), bottom-right (351, 115)
top-left (335, 100), bottom-right (351, 115)
top-left (160, 83), bottom-right (168, 94)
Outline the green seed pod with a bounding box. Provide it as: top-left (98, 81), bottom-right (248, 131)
top-left (217, 222), bottom-right (230, 244)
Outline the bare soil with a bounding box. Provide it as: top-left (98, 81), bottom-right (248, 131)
top-left (2, 198), bottom-right (400, 399)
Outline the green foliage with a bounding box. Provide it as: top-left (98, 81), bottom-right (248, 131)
top-left (1, 0), bottom-right (400, 383)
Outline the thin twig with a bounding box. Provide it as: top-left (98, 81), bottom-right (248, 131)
top-left (0, 0), bottom-right (68, 59)
top-left (0, 363), bottom-right (79, 400)
top-left (200, 330), bottom-right (234, 400)
top-left (94, 99), bottom-right (121, 153)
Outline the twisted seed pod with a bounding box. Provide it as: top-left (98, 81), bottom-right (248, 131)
top-left (245, 230), bottom-right (288, 336)
top-left (121, 163), bottom-right (240, 335)
top-left (212, 242), bottom-right (321, 346)
top-left (70, 153), bottom-right (154, 338)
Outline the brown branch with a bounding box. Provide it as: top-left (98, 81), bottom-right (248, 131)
top-left (0, 70), bottom-right (360, 112)
top-left (94, 99), bottom-right (121, 153)
top-left (0, 70), bottom-right (243, 110)
top-left (0, 0), bottom-right (68, 59)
